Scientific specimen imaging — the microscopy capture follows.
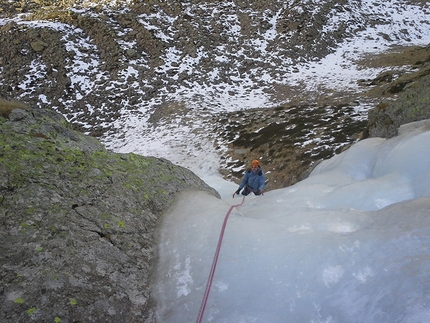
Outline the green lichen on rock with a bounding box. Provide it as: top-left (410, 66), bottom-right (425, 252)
top-left (0, 104), bottom-right (219, 323)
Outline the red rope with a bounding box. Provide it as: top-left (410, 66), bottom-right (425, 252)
top-left (196, 195), bottom-right (246, 323)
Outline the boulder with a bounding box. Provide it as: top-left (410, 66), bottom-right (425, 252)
top-left (0, 105), bottom-right (219, 323)
top-left (366, 73), bottom-right (430, 138)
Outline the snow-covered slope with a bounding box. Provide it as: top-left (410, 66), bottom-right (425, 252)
top-left (1, 0), bottom-right (430, 181)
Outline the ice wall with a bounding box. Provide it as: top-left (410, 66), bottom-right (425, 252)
top-left (153, 120), bottom-right (430, 323)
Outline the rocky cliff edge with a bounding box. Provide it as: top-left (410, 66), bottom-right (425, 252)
top-left (0, 103), bottom-right (219, 323)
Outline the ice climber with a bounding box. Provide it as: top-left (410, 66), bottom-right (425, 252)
top-left (233, 159), bottom-right (266, 197)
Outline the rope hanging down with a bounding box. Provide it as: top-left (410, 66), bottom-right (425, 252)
top-left (196, 195), bottom-right (246, 323)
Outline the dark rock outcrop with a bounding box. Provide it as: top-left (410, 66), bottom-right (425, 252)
top-left (0, 104), bottom-right (219, 323)
top-left (366, 72), bottom-right (430, 138)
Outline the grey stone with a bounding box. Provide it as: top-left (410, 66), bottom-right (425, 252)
top-left (0, 106), bottom-right (219, 323)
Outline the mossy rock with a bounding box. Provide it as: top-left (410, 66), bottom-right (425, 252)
top-left (0, 104), bottom-right (218, 323)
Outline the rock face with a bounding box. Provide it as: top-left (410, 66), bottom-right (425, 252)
top-left (366, 71), bottom-right (430, 138)
top-left (0, 104), bottom-right (219, 323)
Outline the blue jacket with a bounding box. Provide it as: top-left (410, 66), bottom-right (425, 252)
top-left (239, 167), bottom-right (265, 191)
